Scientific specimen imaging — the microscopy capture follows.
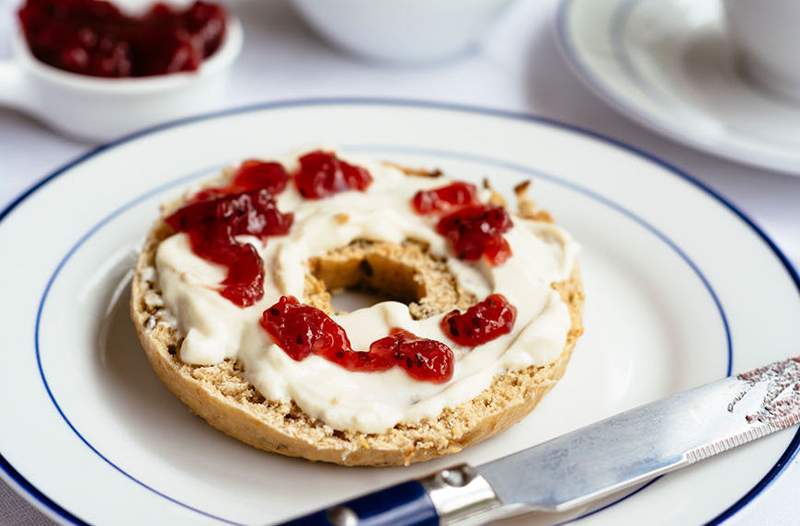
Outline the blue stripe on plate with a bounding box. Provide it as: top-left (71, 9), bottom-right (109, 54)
top-left (0, 98), bottom-right (797, 525)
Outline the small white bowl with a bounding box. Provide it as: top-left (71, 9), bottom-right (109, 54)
top-left (291, 0), bottom-right (513, 63)
top-left (0, 15), bottom-right (243, 143)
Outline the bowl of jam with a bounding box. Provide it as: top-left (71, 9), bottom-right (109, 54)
top-left (1, 0), bottom-right (242, 142)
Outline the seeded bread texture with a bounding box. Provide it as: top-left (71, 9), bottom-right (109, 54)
top-left (129, 171), bottom-right (584, 466)
top-left (305, 239), bottom-right (477, 319)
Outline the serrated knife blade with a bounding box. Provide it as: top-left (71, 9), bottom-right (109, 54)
top-left (277, 356), bottom-right (800, 526)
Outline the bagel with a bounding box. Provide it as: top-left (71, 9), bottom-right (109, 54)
top-left (130, 151), bottom-right (584, 466)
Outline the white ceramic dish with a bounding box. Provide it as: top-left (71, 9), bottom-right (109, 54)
top-left (556, 0), bottom-right (800, 176)
top-left (290, 0), bottom-right (513, 63)
top-left (0, 99), bottom-right (798, 526)
top-left (0, 15), bottom-right (242, 143)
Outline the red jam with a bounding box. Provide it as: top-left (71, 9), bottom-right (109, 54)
top-left (412, 181), bottom-right (480, 215)
top-left (441, 294), bottom-right (517, 347)
top-left (17, 0), bottom-right (226, 78)
top-left (193, 160), bottom-right (289, 202)
top-left (261, 296), bottom-right (454, 383)
top-left (295, 150), bottom-right (373, 199)
top-left (165, 190), bottom-right (293, 307)
top-left (436, 204), bottom-right (513, 265)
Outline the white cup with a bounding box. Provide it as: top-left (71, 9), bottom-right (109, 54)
top-left (724, 0), bottom-right (800, 101)
top-left (0, 15), bottom-right (242, 143)
top-left (290, 0), bottom-right (513, 63)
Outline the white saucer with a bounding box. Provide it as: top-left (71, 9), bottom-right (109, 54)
top-left (557, 0), bottom-right (800, 175)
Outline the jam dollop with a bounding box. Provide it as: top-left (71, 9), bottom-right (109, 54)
top-left (295, 150), bottom-right (373, 199)
top-left (412, 181), bottom-right (480, 215)
top-left (261, 296), bottom-right (454, 383)
top-left (18, 0), bottom-right (226, 78)
top-left (436, 204), bottom-right (513, 265)
top-left (441, 294), bottom-right (517, 347)
top-left (193, 160), bottom-right (289, 202)
top-left (165, 189), bottom-right (293, 307)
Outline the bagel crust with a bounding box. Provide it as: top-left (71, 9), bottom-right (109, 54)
top-left (130, 179), bottom-right (584, 467)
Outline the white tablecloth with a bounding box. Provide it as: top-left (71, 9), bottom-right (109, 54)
top-left (0, 0), bottom-right (798, 524)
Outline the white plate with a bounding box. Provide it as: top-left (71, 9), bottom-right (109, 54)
top-left (0, 99), bottom-right (798, 526)
top-left (557, 0), bottom-right (800, 175)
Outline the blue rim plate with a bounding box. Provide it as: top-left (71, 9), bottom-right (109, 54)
top-left (0, 98), bottom-right (797, 525)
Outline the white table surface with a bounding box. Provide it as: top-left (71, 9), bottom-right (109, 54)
top-left (0, 0), bottom-right (797, 524)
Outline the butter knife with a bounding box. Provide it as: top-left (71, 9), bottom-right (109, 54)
top-left (277, 356), bottom-right (800, 526)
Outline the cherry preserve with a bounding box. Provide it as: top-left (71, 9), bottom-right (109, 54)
top-left (441, 294), bottom-right (517, 346)
top-left (295, 150), bottom-right (373, 199)
top-left (165, 161), bottom-right (293, 307)
top-left (412, 181), bottom-right (480, 215)
top-left (436, 204), bottom-right (513, 265)
top-left (261, 296), bottom-right (455, 383)
top-left (18, 0), bottom-right (226, 77)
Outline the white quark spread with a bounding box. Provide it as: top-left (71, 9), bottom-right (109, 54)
top-left (155, 152), bottom-right (579, 433)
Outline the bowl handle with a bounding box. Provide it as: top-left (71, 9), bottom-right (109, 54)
top-left (0, 60), bottom-right (33, 113)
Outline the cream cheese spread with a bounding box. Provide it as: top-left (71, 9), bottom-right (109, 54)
top-left (154, 152), bottom-right (579, 433)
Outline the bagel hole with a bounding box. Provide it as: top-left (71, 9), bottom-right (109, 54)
top-left (311, 254), bottom-right (425, 314)
top-left (329, 289), bottom-right (399, 313)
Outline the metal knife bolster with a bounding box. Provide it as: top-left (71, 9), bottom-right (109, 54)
top-left (417, 465), bottom-right (504, 525)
